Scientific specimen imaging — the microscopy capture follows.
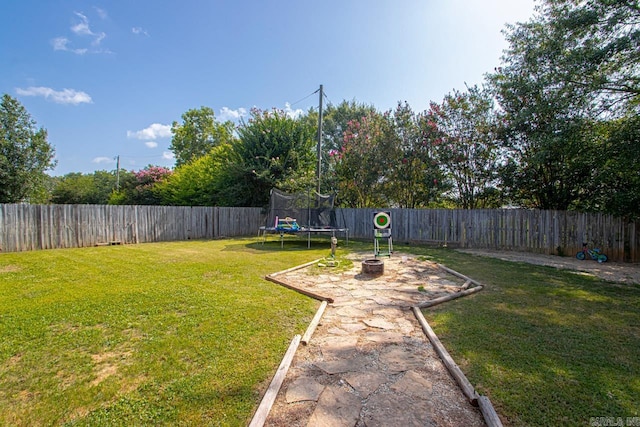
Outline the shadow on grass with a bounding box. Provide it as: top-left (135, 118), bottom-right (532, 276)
top-left (409, 245), bottom-right (640, 426)
top-left (221, 236), bottom-right (347, 254)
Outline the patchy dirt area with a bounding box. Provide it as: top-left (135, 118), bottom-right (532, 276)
top-left (457, 249), bottom-right (640, 285)
top-left (0, 265), bottom-right (21, 273)
top-left (262, 253), bottom-right (486, 427)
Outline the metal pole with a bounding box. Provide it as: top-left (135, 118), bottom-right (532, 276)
top-left (116, 155), bottom-right (120, 191)
top-left (316, 84), bottom-right (323, 195)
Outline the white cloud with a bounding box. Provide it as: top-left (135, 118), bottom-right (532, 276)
top-left (94, 7), bottom-right (108, 19)
top-left (127, 123), bottom-right (172, 140)
top-left (92, 156), bottom-right (113, 164)
top-left (162, 151), bottom-right (175, 160)
top-left (284, 102), bottom-right (304, 119)
top-left (50, 37), bottom-right (87, 54)
top-left (132, 27), bottom-right (150, 37)
top-left (71, 12), bottom-right (92, 36)
top-left (91, 32), bottom-right (106, 46)
top-left (16, 86), bottom-right (93, 105)
top-left (145, 141), bottom-right (158, 148)
top-left (71, 11), bottom-right (106, 46)
top-left (51, 37), bottom-right (69, 50)
top-left (52, 11), bottom-right (109, 54)
top-left (219, 106), bottom-right (247, 121)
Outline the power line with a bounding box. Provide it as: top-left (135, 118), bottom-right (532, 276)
top-left (119, 153), bottom-right (172, 160)
top-left (289, 88), bottom-right (320, 107)
top-left (322, 90), bottom-right (334, 107)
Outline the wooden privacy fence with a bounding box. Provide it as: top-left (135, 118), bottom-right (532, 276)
top-left (0, 204), bottom-right (263, 253)
top-left (1, 204), bottom-right (638, 262)
top-left (336, 208), bottom-right (639, 263)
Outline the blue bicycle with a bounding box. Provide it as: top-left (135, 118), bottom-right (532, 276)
top-left (576, 243), bottom-right (608, 263)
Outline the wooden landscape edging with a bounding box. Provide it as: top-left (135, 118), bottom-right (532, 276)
top-left (478, 395), bottom-right (503, 427)
top-left (412, 264), bottom-right (504, 427)
top-left (417, 285), bottom-right (484, 309)
top-left (412, 306), bottom-right (479, 406)
top-left (268, 259), bottom-right (323, 277)
top-left (301, 300), bottom-right (328, 345)
top-left (252, 261), bottom-right (332, 425)
top-left (265, 259), bottom-right (334, 303)
top-left (437, 263), bottom-right (484, 287)
top-left (265, 275), bottom-right (334, 304)
top-left (248, 334), bottom-right (301, 427)
top-left (261, 257), bottom-right (502, 426)
top-left (416, 263), bottom-right (484, 308)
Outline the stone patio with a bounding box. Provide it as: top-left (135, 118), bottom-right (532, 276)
top-left (262, 253), bottom-right (486, 427)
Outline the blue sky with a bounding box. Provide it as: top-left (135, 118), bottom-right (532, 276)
top-left (1, 1), bottom-right (535, 176)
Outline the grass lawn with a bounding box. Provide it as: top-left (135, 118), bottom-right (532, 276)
top-left (2, 238), bottom-right (638, 426)
top-left (394, 244), bottom-right (640, 427)
top-left (0, 238), bottom-right (330, 426)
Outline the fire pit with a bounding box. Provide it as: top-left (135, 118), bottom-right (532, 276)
top-left (362, 258), bottom-right (384, 276)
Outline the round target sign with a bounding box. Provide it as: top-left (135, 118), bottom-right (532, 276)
top-left (373, 211), bottom-right (391, 229)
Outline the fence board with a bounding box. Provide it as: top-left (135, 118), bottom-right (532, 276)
top-left (0, 204), bottom-right (262, 253)
top-left (0, 204), bottom-right (637, 262)
top-left (334, 207), bottom-right (638, 262)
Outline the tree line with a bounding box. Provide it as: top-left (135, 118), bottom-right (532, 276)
top-left (2, 0), bottom-right (638, 218)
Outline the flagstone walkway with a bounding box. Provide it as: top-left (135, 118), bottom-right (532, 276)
top-left (262, 253), bottom-right (486, 427)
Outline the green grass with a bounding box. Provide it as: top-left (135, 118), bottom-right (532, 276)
top-left (393, 244), bottom-right (640, 427)
top-left (3, 237), bottom-right (639, 426)
top-left (0, 238), bottom-right (330, 426)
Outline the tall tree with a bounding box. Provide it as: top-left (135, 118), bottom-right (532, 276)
top-left (0, 94), bottom-right (56, 203)
top-left (539, 0), bottom-right (640, 115)
top-left (321, 100), bottom-right (378, 153)
top-left (427, 87), bottom-right (503, 209)
top-left (170, 106), bottom-right (235, 167)
top-left (228, 108), bottom-right (316, 207)
top-left (575, 115), bottom-right (640, 218)
top-left (381, 102), bottom-right (447, 208)
top-left (319, 100), bottom-right (377, 193)
top-left (489, 0), bottom-right (639, 211)
top-left (331, 111), bottom-right (389, 208)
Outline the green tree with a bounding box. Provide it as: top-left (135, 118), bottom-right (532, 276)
top-left (228, 108), bottom-right (316, 207)
top-left (0, 94), bottom-right (56, 203)
top-left (489, 0), bottom-right (640, 211)
top-left (320, 100), bottom-right (377, 193)
top-left (490, 6), bottom-right (600, 209)
top-left (576, 115), bottom-right (640, 218)
top-left (427, 87), bottom-right (503, 209)
top-left (51, 170), bottom-right (119, 204)
top-left (537, 0), bottom-right (640, 115)
top-left (157, 144), bottom-right (234, 206)
top-left (331, 111), bottom-right (389, 208)
top-left (322, 100), bottom-right (378, 152)
top-left (170, 106), bottom-right (235, 167)
top-left (109, 166), bottom-right (171, 205)
top-left (380, 102), bottom-right (448, 208)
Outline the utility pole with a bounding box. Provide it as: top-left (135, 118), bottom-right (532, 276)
top-left (115, 155), bottom-right (120, 191)
top-left (316, 84), bottom-right (323, 195)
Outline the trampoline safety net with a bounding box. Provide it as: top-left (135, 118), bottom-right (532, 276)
top-left (266, 188), bottom-right (337, 229)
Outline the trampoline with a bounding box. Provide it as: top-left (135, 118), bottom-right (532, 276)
top-left (259, 188), bottom-right (349, 248)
